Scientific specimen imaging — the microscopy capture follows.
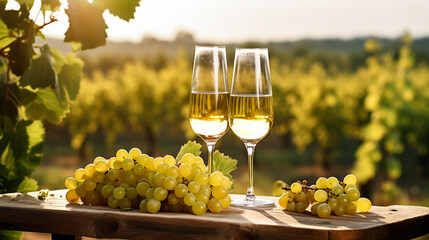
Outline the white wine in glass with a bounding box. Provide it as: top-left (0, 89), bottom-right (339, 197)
top-left (230, 48), bottom-right (274, 207)
top-left (189, 46), bottom-right (229, 174)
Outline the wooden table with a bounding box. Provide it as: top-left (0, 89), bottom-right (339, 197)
top-left (0, 190), bottom-right (428, 240)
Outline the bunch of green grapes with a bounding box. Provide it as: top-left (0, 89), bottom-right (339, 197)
top-left (65, 148), bottom-right (232, 215)
top-left (278, 174), bottom-right (372, 218)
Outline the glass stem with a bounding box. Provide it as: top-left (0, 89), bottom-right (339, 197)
top-left (206, 142), bottom-right (216, 174)
top-left (245, 143), bottom-right (257, 201)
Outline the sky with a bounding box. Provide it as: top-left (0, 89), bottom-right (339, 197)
top-left (36, 0), bottom-right (429, 43)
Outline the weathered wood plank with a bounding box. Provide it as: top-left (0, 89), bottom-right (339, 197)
top-left (0, 190), bottom-right (427, 240)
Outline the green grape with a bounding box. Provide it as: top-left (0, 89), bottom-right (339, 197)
top-left (82, 178), bottom-right (97, 192)
top-left (153, 157), bottom-right (164, 169)
top-left (188, 181), bottom-right (201, 194)
top-left (344, 184), bottom-right (356, 192)
top-left (65, 177), bottom-right (78, 190)
top-left (212, 186), bottom-right (228, 200)
top-left (346, 188), bottom-right (360, 201)
top-left (66, 189), bottom-right (79, 203)
top-left (93, 156), bottom-right (105, 165)
top-left (334, 204), bottom-right (345, 216)
top-left (84, 164), bottom-right (96, 178)
top-left (75, 184), bottom-right (87, 198)
top-left (93, 171), bottom-right (104, 183)
top-left (119, 183), bottom-right (130, 190)
top-left (163, 176), bottom-right (177, 190)
top-left (194, 156), bottom-right (204, 164)
top-left (163, 155), bottom-right (176, 166)
top-left (95, 183), bottom-right (103, 194)
top-left (116, 149), bottom-right (129, 161)
top-left (149, 175), bottom-right (156, 187)
top-left (122, 158), bottom-right (135, 171)
top-left (126, 187), bottom-right (138, 200)
top-left (174, 184), bottom-right (188, 198)
top-left (119, 198), bottom-right (132, 209)
top-left (139, 199), bottom-right (149, 212)
top-left (332, 184), bottom-right (344, 195)
top-left (316, 177), bottom-right (327, 189)
top-left (345, 201), bottom-right (357, 214)
top-left (208, 198), bottom-right (222, 213)
top-left (154, 187), bottom-right (168, 201)
top-left (314, 190), bottom-right (328, 202)
top-left (146, 188), bottom-right (155, 199)
top-left (154, 172), bottom-right (166, 187)
top-left (219, 195), bottom-right (231, 208)
top-left (286, 202), bottom-right (295, 211)
top-left (317, 203), bottom-right (331, 218)
top-left (166, 166), bottom-right (179, 178)
top-left (192, 201), bottom-right (207, 215)
top-left (74, 168), bottom-right (86, 182)
top-left (86, 191), bottom-right (100, 205)
top-left (180, 153), bottom-right (195, 165)
top-left (189, 166), bottom-right (203, 179)
top-left (221, 176), bottom-right (231, 189)
top-left (176, 176), bottom-right (184, 184)
top-left (327, 177), bottom-right (339, 189)
top-left (101, 184), bottom-right (114, 198)
top-left (357, 197), bottom-right (372, 212)
top-left (108, 157), bottom-right (118, 169)
top-left (337, 194), bottom-right (350, 206)
top-left (95, 160), bottom-right (109, 173)
top-left (195, 191), bottom-right (209, 204)
top-left (129, 147), bottom-right (142, 160)
top-left (294, 192), bottom-right (307, 202)
top-left (311, 202), bottom-right (321, 215)
top-left (278, 194), bottom-right (288, 208)
top-left (328, 198), bottom-right (339, 211)
top-left (193, 163), bottom-right (206, 173)
top-left (133, 164), bottom-right (145, 176)
top-left (307, 190), bottom-right (315, 203)
top-left (284, 191), bottom-right (294, 202)
top-left (209, 171), bottom-right (223, 186)
top-left (184, 193), bottom-right (196, 206)
top-left (136, 182), bottom-right (151, 196)
top-left (167, 193), bottom-right (180, 205)
top-left (107, 169), bottom-right (119, 181)
top-left (157, 162), bottom-right (169, 173)
top-left (113, 160), bottom-right (122, 170)
top-left (291, 182), bottom-right (302, 193)
top-left (193, 172), bottom-right (209, 185)
top-left (123, 171), bottom-right (137, 187)
top-left (136, 154), bottom-right (149, 166)
top-left (107, 196), bottom-right (119, 208)
top-left (200, 184), bottom-right (211, 195)
top-left (179, 163), bottom-right (192, 178)
top-left (113, 187), bottom-right (126, 200)
top-left (295, 201), bottom-right (306, 213)
top-left (147, 199), bottom-right (161, 213)
top-left (343, 174), bottom-right (357, 185)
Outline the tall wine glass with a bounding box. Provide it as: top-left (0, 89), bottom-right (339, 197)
top-left (189, 46), bottom-right (229, 174)
top-left (229, 48), bottom-right (274, 207)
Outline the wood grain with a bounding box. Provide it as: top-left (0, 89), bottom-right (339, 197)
top-left (0, 190), bottom-right (428, 240)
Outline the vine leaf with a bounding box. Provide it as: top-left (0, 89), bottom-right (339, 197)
top-left (64, 0), bottom-right (107, 51)
top-left (176, 140), bottom-right (202, 161)
top-left (41, 0), bottom-right (61, 12)
top-left (93, 0), bottom-right (140, 22)
top-left (8, 40), bottom-right (33, 76)
top-left (20, 44), bottom-right (56, 89)
top-left (58, 54), bottom-right (83, 101)
top-left (16, 0), bottom-right (34, 9)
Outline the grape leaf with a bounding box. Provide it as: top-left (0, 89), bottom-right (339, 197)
top-left (41, 0), bottom-right (61, 12)
top-left (8, 39), bottom-right (33, 76)
top-left (0, 230), bottom-right (22, 240)
top-left (176, 140), bottom-right (202, 161)
top-left (64, 0), bottom-right (107, 50)
top-left (16, 0), bottom-right (34, 9)
top-left (93, 0), bottom-right (140, 22)
top-left (213, 150), bottom-right (237, 179)
top-left (20, 44), bottom-right (57, 89)
top-left (17, 177), bottom-right (38, 193)
top-left (21, 87), bottom-right (69, 124)
top-left (58, 54), bottom-right (83, 101)
top-left (0, 19), bottom-right (15, 49)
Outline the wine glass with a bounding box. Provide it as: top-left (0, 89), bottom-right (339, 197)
top-left (189, 46), bottom-right (229, 174)
top-left (229, 48), bottom-right (274, 207)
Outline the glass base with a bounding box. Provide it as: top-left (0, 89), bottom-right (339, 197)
top-left (231, 197), bottom-right (274, 208)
